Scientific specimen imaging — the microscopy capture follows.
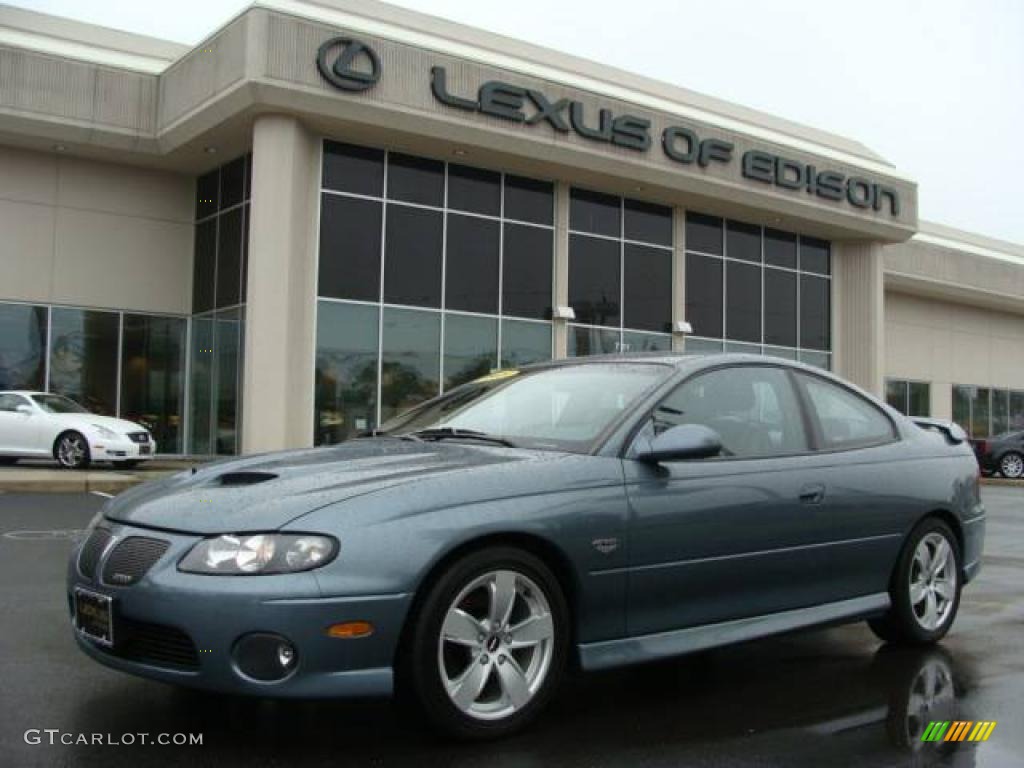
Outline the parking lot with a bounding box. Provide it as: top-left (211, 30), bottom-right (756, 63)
top-left (1, 487), bottom-right (1021, 767)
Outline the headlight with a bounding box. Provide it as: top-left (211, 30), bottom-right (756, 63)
top-left (178, 533), bottom-right (338, 575)
top-left (91, 424), bottom-right (119, 439)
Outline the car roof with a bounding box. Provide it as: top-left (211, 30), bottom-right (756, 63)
top-left (522, 352), bottom-right (825, 374)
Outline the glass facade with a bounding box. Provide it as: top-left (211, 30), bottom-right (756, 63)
top-left (189, 154), bottom-right (250, 454)
top-left (567, 188), bottom-right (673, 355)
top-left (315, 140), bottom-right (554, 444)
top-left (0, 301), bottom-right (186, 452)
top-left (885, 378), bottom-right (930, 417)
top-left (684, 212), bottom-right (832, 368)
top-left (953, 385), bottom-right (1024, 438)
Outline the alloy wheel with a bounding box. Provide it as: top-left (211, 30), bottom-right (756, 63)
top-left (437, 569), bottom-right (555, 721)
top-left (57, 434), bottom-right (87, 469)
top-left (1000, 453), bottom-right (1024, 479)
top-left (909, 532), bottom-right (958, 631)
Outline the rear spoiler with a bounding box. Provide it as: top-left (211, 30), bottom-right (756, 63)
top-left (912, 418), bottom-right (968, 444)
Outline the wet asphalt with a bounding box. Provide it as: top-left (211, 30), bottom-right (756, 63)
top-left (0, 488), bottom-right (1021, 768)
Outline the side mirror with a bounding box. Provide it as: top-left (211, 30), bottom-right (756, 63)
top-left (635, 424), bottom-right (722, 463)
top-left (15, 404), bottom-right (33, 415)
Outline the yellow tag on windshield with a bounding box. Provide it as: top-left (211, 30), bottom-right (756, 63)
top-left (474, 369), bottom-right (520, 384)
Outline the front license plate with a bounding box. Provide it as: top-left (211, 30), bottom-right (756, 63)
top-left (74, 588), bottom-right (114, 647)
top-left (139, 445), bottom-right (152, 455)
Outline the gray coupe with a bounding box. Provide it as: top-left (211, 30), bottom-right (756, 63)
top-left (67, 354), bottom-right (985, 739)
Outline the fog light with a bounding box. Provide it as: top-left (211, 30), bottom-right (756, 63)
top-left (233, 633), bottom-right (298, 681)
top-left (326, 621), bottom-right (374, 639)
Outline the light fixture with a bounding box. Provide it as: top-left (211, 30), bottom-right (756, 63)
top-left (53, 144), bottom-right (67, 152)
top-left (552, 306), bottom-right (576, 321)
top-left (203, 146), bottom-right (218, 155)
top-left (673, 320), bottom-right (693, 334)
top-left (453, 148), bottom-right (467, 157)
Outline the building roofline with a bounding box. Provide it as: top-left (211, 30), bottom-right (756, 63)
top-left (914, 220), bottom-right (1024, 267)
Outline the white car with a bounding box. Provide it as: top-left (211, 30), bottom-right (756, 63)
top-left (0, 391), bottom-right (156, 470)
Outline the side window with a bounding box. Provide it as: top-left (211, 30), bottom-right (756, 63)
top-left (0, 394), bottom-right (27, 412)
top-left (653, 366), bottom-right (808, 458)
top-left (798, 374), bottom-right (895, 450)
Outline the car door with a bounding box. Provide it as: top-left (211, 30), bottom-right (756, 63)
top-left (0, 394), bottom-right (47, 455)
top-left (622, 364), bottom-right (842, 637)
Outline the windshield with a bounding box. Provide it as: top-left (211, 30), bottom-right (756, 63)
top-left (378, 363), bottom-right (671, 452)
top-left (31, 394), bottom-right (90, 414)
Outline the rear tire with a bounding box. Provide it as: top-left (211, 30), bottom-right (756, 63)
top-left (868, 518), bottom-right (962, 645)
top-left (54, 431), bottom-right (91, 470)
top-left (400, 546), bottom-right (569, 740)
top-left (999, 451), bottom-right (1023, 479)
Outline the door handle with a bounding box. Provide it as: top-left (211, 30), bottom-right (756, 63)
top-left (799, 484), bottom-right (826, 504)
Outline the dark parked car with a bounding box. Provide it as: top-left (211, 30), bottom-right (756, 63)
top-left (67, 355), bottom-right (985, 739)
top-left (971, 431), bottom-right (1024, 478)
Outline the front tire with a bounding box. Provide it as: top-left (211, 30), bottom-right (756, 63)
top-left (401, 546), bottom-right (569, 740)
top-left (999, 451), bottom-right (1024, 479)
top-left (55, 431), bottom-right (91, 470)
top-left (869, 519), bottom-right (962, 645)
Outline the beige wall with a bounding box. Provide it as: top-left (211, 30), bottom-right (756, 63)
top-left (884, 290), bottom-right (1024, 419)
top-left (0, 144), bottom-right (194, 314)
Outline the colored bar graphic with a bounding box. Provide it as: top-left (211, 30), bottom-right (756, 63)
top-left (924, 720), bottom-right (997, 742)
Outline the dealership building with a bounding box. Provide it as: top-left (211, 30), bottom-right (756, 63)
top-left (1, 0), bottom-right (1023, 456)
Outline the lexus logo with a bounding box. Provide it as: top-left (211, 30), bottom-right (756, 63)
top-left (316, 37), bottom-right (381, 92)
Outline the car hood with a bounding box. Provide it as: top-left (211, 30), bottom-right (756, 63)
top-left (103, 438), bottom-right (537, 534)
top-left (51, 413), bottom-right (147, 435)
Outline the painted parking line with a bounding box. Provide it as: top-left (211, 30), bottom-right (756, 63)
top-left (90, 491), bottom-right (114, 499)
top-left (3, 529), bottom-right (85, 541)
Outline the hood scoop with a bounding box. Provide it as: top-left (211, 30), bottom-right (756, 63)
top-left (216, 471), bottom-right (278, 486)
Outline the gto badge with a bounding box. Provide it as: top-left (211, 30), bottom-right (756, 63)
top-left (592, 538), bottom-right (619, 555)
top-left (316, 37), bottom-right (381, 92)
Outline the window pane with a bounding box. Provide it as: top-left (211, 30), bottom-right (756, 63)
top-left (322, 141), bottom-right (384, 197)
top-left (380, 307), bottom-right (440, 422)
top-left (219, 156), bottom-right (245, 210)
top-left (685, 212), bottom-right (723, 255)
top-left (0, 303), bottom-right (47, 390)
top-left (764, 269), bottom-right (797, 347)
top-left (684, 253), bottom-right (723, 338)
top-left (241, 203), bottom-right (250, 302)
top-left (318, 194), bottom-right (382, 302)
top-left (569, 234), bottom-right (620, 327)
top-left (909, 381), bottom-right (930, 418)
top-left (568, 325), bottom-right (620, 357)
top-left (800, 275), bottom-right (830, 351)
top-left (684, 337), bottom-right (723, 355)
top-left (216, 206), bottom-right (243, 308)
top-left (387, 153), bottom-right (444, 207)
top-left (448, 164), bottom-right (500, 216)
top-left (621, 331), bottom-right (672, 353)
top-left (196, 169), bottom-right (218, 220)
top-left (724, 341), bottom-right (761, 355)
top-left (764, 345), bottom-right (797, 360)
top-left (656, 366), bottom-right (807, 456)
top-left (800, 237), bottom-right (831, 275)
top-left (214, 309), bottom-right (242, 455)
top-left (1011, 391), bottom-right (1024, 431)
top-left (952, 386), bottom-right (971, 434)
top-left (315, 301), bottom-right (379, 445)
top-left (121, 314), bottom-right (186, 453)
top-left (501, 320), bottom-right (551, 367)
top-left (623, 199), bottom-right (672, 246)
top-left (799, 350), bottom-right (831, 370)
top-left (800, 373), bottom-right (894, 450)
top-left (726, 260), bottom-right (761, 343)
top-left (503, 223), bottom-right (552, 320)
top-left (188, 315), bottom-right (214, 455)
top-left (443, 313), bottom-right (497, 391)
top-left (624, 243), bottom-right (671, 332)
top-left (972, 387), bottom-right (991, 438)
top-left (192, 219), bottom-right (216, 313)
top-left (445, 214), bottom-right (499, 314)
top-left (570, 188), bottom-right (620, 237)
top-left (726, 220), bottom-right (761, 263)
top-left (504, 175), bottom-right (553, 225)
top-left (384, 205), bottom-right (443, 307)
top-left (885, 380), bottom-right (907, 414)
top-left (764, 228), bottom-right (797, 269)
top-left (992, 389), bottom-right (1009, 434)
top-left (49, 308), bottom-right (119, 415)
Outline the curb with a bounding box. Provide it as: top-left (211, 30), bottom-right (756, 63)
top-left (0, 471), bottom-right (178, 495)
top-left (980, 477), bottom-right (1024, 487)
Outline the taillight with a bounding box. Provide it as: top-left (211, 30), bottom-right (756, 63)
top-left (977, 440), bottom-right (989, 455)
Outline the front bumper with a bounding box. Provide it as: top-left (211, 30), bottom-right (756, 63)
top-left (67, 521), bottom-right (411, 698)
top-left (89, 437), bottom-right (157, 462)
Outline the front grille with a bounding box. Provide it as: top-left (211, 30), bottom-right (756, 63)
top-left (101, 536), bottom-right (169, 586)
top-left (78, 528), bottom-right (112, 579)
top-left (113, 618), bottom-right (199, 670)
top-left (127, 432), bottom-right (150, 444)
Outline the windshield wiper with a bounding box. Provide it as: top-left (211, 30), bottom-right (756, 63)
top-left (407, 428), bottom-right (517, 447)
